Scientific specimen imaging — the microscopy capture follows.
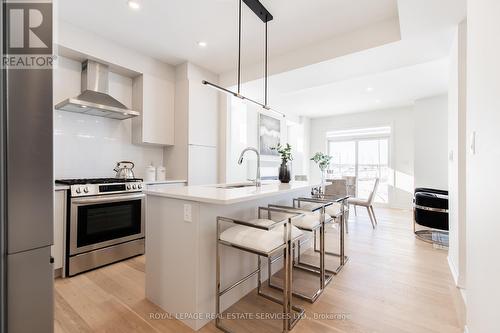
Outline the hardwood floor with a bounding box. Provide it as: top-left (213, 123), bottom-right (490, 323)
top-left (54, 208), bottom-right (465, 333)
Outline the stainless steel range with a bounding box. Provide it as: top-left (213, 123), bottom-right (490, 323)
top-left (55, 178), bottom-right (145, 276)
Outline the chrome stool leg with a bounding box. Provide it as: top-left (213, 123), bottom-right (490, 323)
top-left (215, 209), bottom-right (305, 333)
top-left (293, 213), bottom-right (335, 291)
top-left (216, 217), bottom-right (222, 331)
top-left (267, 201), bottom-right (334, 303)
top-left (310, 199), bottom-right (349, 274)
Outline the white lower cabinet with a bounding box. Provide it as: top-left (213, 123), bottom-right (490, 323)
top-left (52, 190), bottom-right (66, 272)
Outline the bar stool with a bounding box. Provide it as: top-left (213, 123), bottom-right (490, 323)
top-left (267, 198), bottom-right (334, 303)
top-left (216, 207), bottom-right (306, 333)
top-left (268, 196), bottom-right (349, 303)
top-left (324, 200), bottom-right (350, 233)
top-left (303, 196), bottom-right (350, 274)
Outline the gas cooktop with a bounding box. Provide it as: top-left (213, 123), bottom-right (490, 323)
top-left (55, 178), bottom-right (143, 185)
top-left (56, 178), bottom-right (145, 197)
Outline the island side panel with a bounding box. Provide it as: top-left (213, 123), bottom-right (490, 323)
top-left (195, 187), bottom-right (312, 329)
top-left (145, 195), bottom-right (200, 330)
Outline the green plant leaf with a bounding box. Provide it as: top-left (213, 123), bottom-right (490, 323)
top-left (272, 143), bottom-right (294, 163)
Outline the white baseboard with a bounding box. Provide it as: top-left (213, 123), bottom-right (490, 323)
top-left (448, 256), bottom-right (467, 306)
top-left (448, 256), bottom-right (459, 285)
top-left (460, 288), bottom-right (467, 305)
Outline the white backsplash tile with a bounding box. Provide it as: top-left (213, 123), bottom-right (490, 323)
top-left (54, 110), bottom-right (163, 179)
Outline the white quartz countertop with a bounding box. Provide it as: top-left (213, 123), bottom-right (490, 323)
top-left (144, 181), bottom-right (318, 205)
top-left (54, 185), bottom-right (70, 191)
top-left (144, 179), bottom-right (187, 185)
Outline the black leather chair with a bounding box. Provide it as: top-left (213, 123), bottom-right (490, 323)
top-left (413, 188), bottom-right (449, 246)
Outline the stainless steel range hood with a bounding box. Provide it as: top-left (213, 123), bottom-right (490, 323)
top-left (55, 60), bottom-right (139, 120)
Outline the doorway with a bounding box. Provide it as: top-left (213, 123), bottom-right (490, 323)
top-left (327, 128), bottom-right (390, 204)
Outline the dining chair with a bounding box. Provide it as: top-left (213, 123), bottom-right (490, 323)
top-left (343, 176), bottom-right (357, 197)
top-left (324, 179), bottom-right (350, 232)
top-left (324, 179), bottom-right (347, 196)
top-left (347, 178), bottom-right (380, 229)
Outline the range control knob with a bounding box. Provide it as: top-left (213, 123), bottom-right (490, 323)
top-left (126, 184), bottom-right (132, 190)
top-left (138, 184), bottom-right (143, 189)
top-left (75, 187), bottom-right (82, 194)
top-left (132, 184), bottom-right (137, 189)
top-left (83, 186), bottom-right (89, 193)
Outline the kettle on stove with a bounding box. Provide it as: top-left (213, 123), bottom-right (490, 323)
top-left (114, 161), bottom-right (136, 179)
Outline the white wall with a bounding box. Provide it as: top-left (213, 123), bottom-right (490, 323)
top-left (225, 109), bottom-right (310, 184)
top-left (466, 1), bottom-right (500, 332)
top-left (54, 21), bottom-right (176, 180)
top-left (226, 98), bottom-right (290, 183)
top-left (56, 20), bottom-right (174, 82)
top-left (287, 117), bottom-right (311, 178)
top-left (414, 95), bottom-right (449, 189)
top-left (310, 106), bottom-right (415, 209)
top-left (448, 21), bottom-right (467, 296)
top-left (53, 56), bottom-right (163, 179)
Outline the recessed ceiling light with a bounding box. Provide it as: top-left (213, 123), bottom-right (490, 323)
top-left (197, 41), bottom-right (207, 48)
top-left (365, 87), bottom-right (374, 93)
top-left (127, 0), bottom-right (141, 10)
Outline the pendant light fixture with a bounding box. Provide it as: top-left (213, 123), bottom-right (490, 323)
top-left (202, 0), bottom-right (285, 118)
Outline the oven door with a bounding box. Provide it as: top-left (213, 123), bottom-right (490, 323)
top-left (69, 193), bottom-right (145, 256)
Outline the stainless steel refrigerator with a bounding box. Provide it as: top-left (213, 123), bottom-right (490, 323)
top-left (1, 0), bottom-right (54, 332)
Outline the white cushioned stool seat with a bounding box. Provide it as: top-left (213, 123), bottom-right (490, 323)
top-left (220, 219), bottom-right (303, 253)
top-left (293, 211), bottom-right (332, 230)
top-left (326, 202), bottom-right (343, 218)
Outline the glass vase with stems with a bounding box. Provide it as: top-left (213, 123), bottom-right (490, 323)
top-left (310, 152), bottom-right (332, 194)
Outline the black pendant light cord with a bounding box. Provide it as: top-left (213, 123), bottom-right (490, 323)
top-left (264, 20), bottom-right (268, 107)
top-left (237, 0), bottom-right (242, 95)
top-left (202, 0), bottom-right (285, 118)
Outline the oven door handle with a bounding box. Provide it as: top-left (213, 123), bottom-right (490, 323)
top-left (71, 193), bottom-right (146, 205)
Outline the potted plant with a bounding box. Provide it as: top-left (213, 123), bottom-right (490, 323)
top-left (272, 143), bottom-right (293, 183)
top-left (310, 152), bottom-right (332, 191)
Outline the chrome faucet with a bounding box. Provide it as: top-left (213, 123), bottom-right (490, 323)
top-left (238, 147), bottom-right (261, 187)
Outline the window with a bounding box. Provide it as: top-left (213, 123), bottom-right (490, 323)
top-left (327, 127), bottom-right (390, 204)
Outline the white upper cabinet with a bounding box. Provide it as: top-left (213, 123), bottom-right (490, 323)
top-left (132, 74), bottom-right (175, 146)
top-left (188, 78), bottom-right (218, 147)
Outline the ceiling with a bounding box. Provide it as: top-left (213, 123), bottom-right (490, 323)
top-left (274, 58), bottom-right (450, 118)
top-left (58, 0), bottom-right (399, 73)
top-left (232, 0), bottom-right (465, 118)
top-left (58, 0), bottom-right (466, 118)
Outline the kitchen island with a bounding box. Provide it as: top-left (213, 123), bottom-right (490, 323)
top-left (144, 181), bottom-right (317, 330)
